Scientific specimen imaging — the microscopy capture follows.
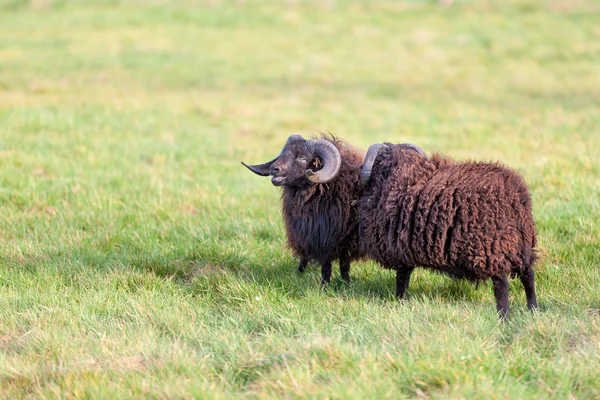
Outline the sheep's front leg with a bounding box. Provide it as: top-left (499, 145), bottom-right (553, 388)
top-left (396, 267), bottom-right (414, 299)
top-left (320, 260), bottom-right (332, 286)
top-left (492, 275), bottom-right (510, 320)
top-left (297, 258), bottom-right (308, 274)
top-left (339, 256), bottom-right (351, 283)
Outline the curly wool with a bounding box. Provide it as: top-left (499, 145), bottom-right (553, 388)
top-left (358, 144), bottom-right (538, 281)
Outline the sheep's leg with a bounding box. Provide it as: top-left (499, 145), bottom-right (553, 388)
top-left (339, 256), bottom-right (351, 283)
top-left (519, 268), bottom-right (538, 310)
top-left (320, 260), bottom-right (332, 286)
top-left (396, 267), bottom-right (414, 299)
top-left (297, 258), bottom-right (308, 274)
top-left (492, 275), bottom-right (510, 319)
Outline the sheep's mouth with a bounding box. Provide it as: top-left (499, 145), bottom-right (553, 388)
top-left (271, 176), bottom-right (286, 186)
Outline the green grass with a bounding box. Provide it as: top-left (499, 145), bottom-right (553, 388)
top-left (1, 0), bottom-right (599, 398)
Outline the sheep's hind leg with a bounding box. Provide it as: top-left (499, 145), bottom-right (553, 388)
top-left (519, 268), bottom-right (538, 310)
top-left (396, 267), bottom-right (414, 299)
top-left (492, 275), bottom-right (510, 320)
top-left (320, 260), bottom-right (332, 286)
top-left (297, 258), bottom-right (308, 274)
top-left (339, 256), bottom-right (351, 283)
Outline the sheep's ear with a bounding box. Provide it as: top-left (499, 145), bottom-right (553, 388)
top-left (241, 159), bottom-right (276, 176)
top-left (312, 157), bottom-right (323, 169)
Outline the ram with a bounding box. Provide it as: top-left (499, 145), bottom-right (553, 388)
top-left (242, 134), bottom-right (365, 285)
top-left (357, 143), bottom-right (539, 318)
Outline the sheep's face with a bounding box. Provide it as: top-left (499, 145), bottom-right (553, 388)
top-left (269, 142), bottom-right (318, 187)
top-left (242, 135), bottom-right (342, 187)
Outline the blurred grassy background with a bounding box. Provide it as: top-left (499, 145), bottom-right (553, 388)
top-left (1, 0), bottom-right (599, 398)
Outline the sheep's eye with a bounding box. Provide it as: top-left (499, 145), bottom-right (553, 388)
top-left (298, 157), bottom-right (308, 163)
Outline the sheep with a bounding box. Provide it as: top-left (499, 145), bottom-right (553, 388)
top-left (242, 134), bottom-right (366, 285)
top-left (242, 134), bottom-right (539, 318)
top-left (357, 143), bottom-right (539, 318)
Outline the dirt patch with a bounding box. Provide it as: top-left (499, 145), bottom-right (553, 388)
top-left (587, 308), bottom-right (600, 318)
top-left (183, 263), bottom-right (227, 282)
top-left (0, 334), bottom-right (14, 350)
top-left (1, 354), bottom-right (157, 392)
top-left (24, 205), bottom-right (57, 216)
top-left (166, 260), bottom-right (228, 282)
top-left (78, 355), bottom-right (151, 373)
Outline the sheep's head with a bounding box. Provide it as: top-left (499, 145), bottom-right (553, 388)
top-left (241, 135), bottom-right (342, 187)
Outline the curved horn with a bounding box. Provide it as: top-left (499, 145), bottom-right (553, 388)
top-left (360, 144), bottom-right (387, 189)
top-left (304, 139), bottom-right (342, 184)
top-left (241, 135), bottom-right (306, 177)
top-left (241, 158), bottom-right (277, 176)
top-left (402, 143), bottom-right (427, 158)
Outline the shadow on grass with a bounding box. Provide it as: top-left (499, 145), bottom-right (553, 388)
top-left (122, 247), bottom-right (523, 310)
top-left (2, 240), bottom-right (544, 315)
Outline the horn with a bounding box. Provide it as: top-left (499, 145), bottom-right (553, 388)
top-left (360, 144), bottom-right (387, 189)
top-left (402, 143), bottom-right (427, 158)
top-left (304, 139), bottom-right (342, 184)
top-left (241, 158), bottom-right (277, 176)
top-left (240, 135), bottom-right (306, 177)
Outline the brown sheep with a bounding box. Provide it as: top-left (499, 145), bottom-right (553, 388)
top-left (357, 143), bottom-right (539, 318)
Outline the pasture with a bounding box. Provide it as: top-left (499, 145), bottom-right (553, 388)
top-left (1, 0), bottom-right (599, 398)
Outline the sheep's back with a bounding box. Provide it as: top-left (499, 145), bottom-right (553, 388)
top-left (359, 146), bottom-right (536, 280)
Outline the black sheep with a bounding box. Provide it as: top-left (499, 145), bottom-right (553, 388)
top-left (357, 143), bottom-right (539, 318)
top-left (242, 134), bottom-right (366, 285)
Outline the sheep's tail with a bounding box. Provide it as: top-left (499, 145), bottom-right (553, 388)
top-left (517, 209), bottom-right (538, 277)
top-left (526, 230), bottom-right (538, 269)
top-left (509, 195), bottom-right (538, 279)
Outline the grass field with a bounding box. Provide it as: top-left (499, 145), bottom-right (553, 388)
top-left (1, 0), bottom-right (599, 398)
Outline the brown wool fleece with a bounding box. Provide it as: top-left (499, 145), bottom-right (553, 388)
top-left (358, 144), bottom-right (538, 281)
